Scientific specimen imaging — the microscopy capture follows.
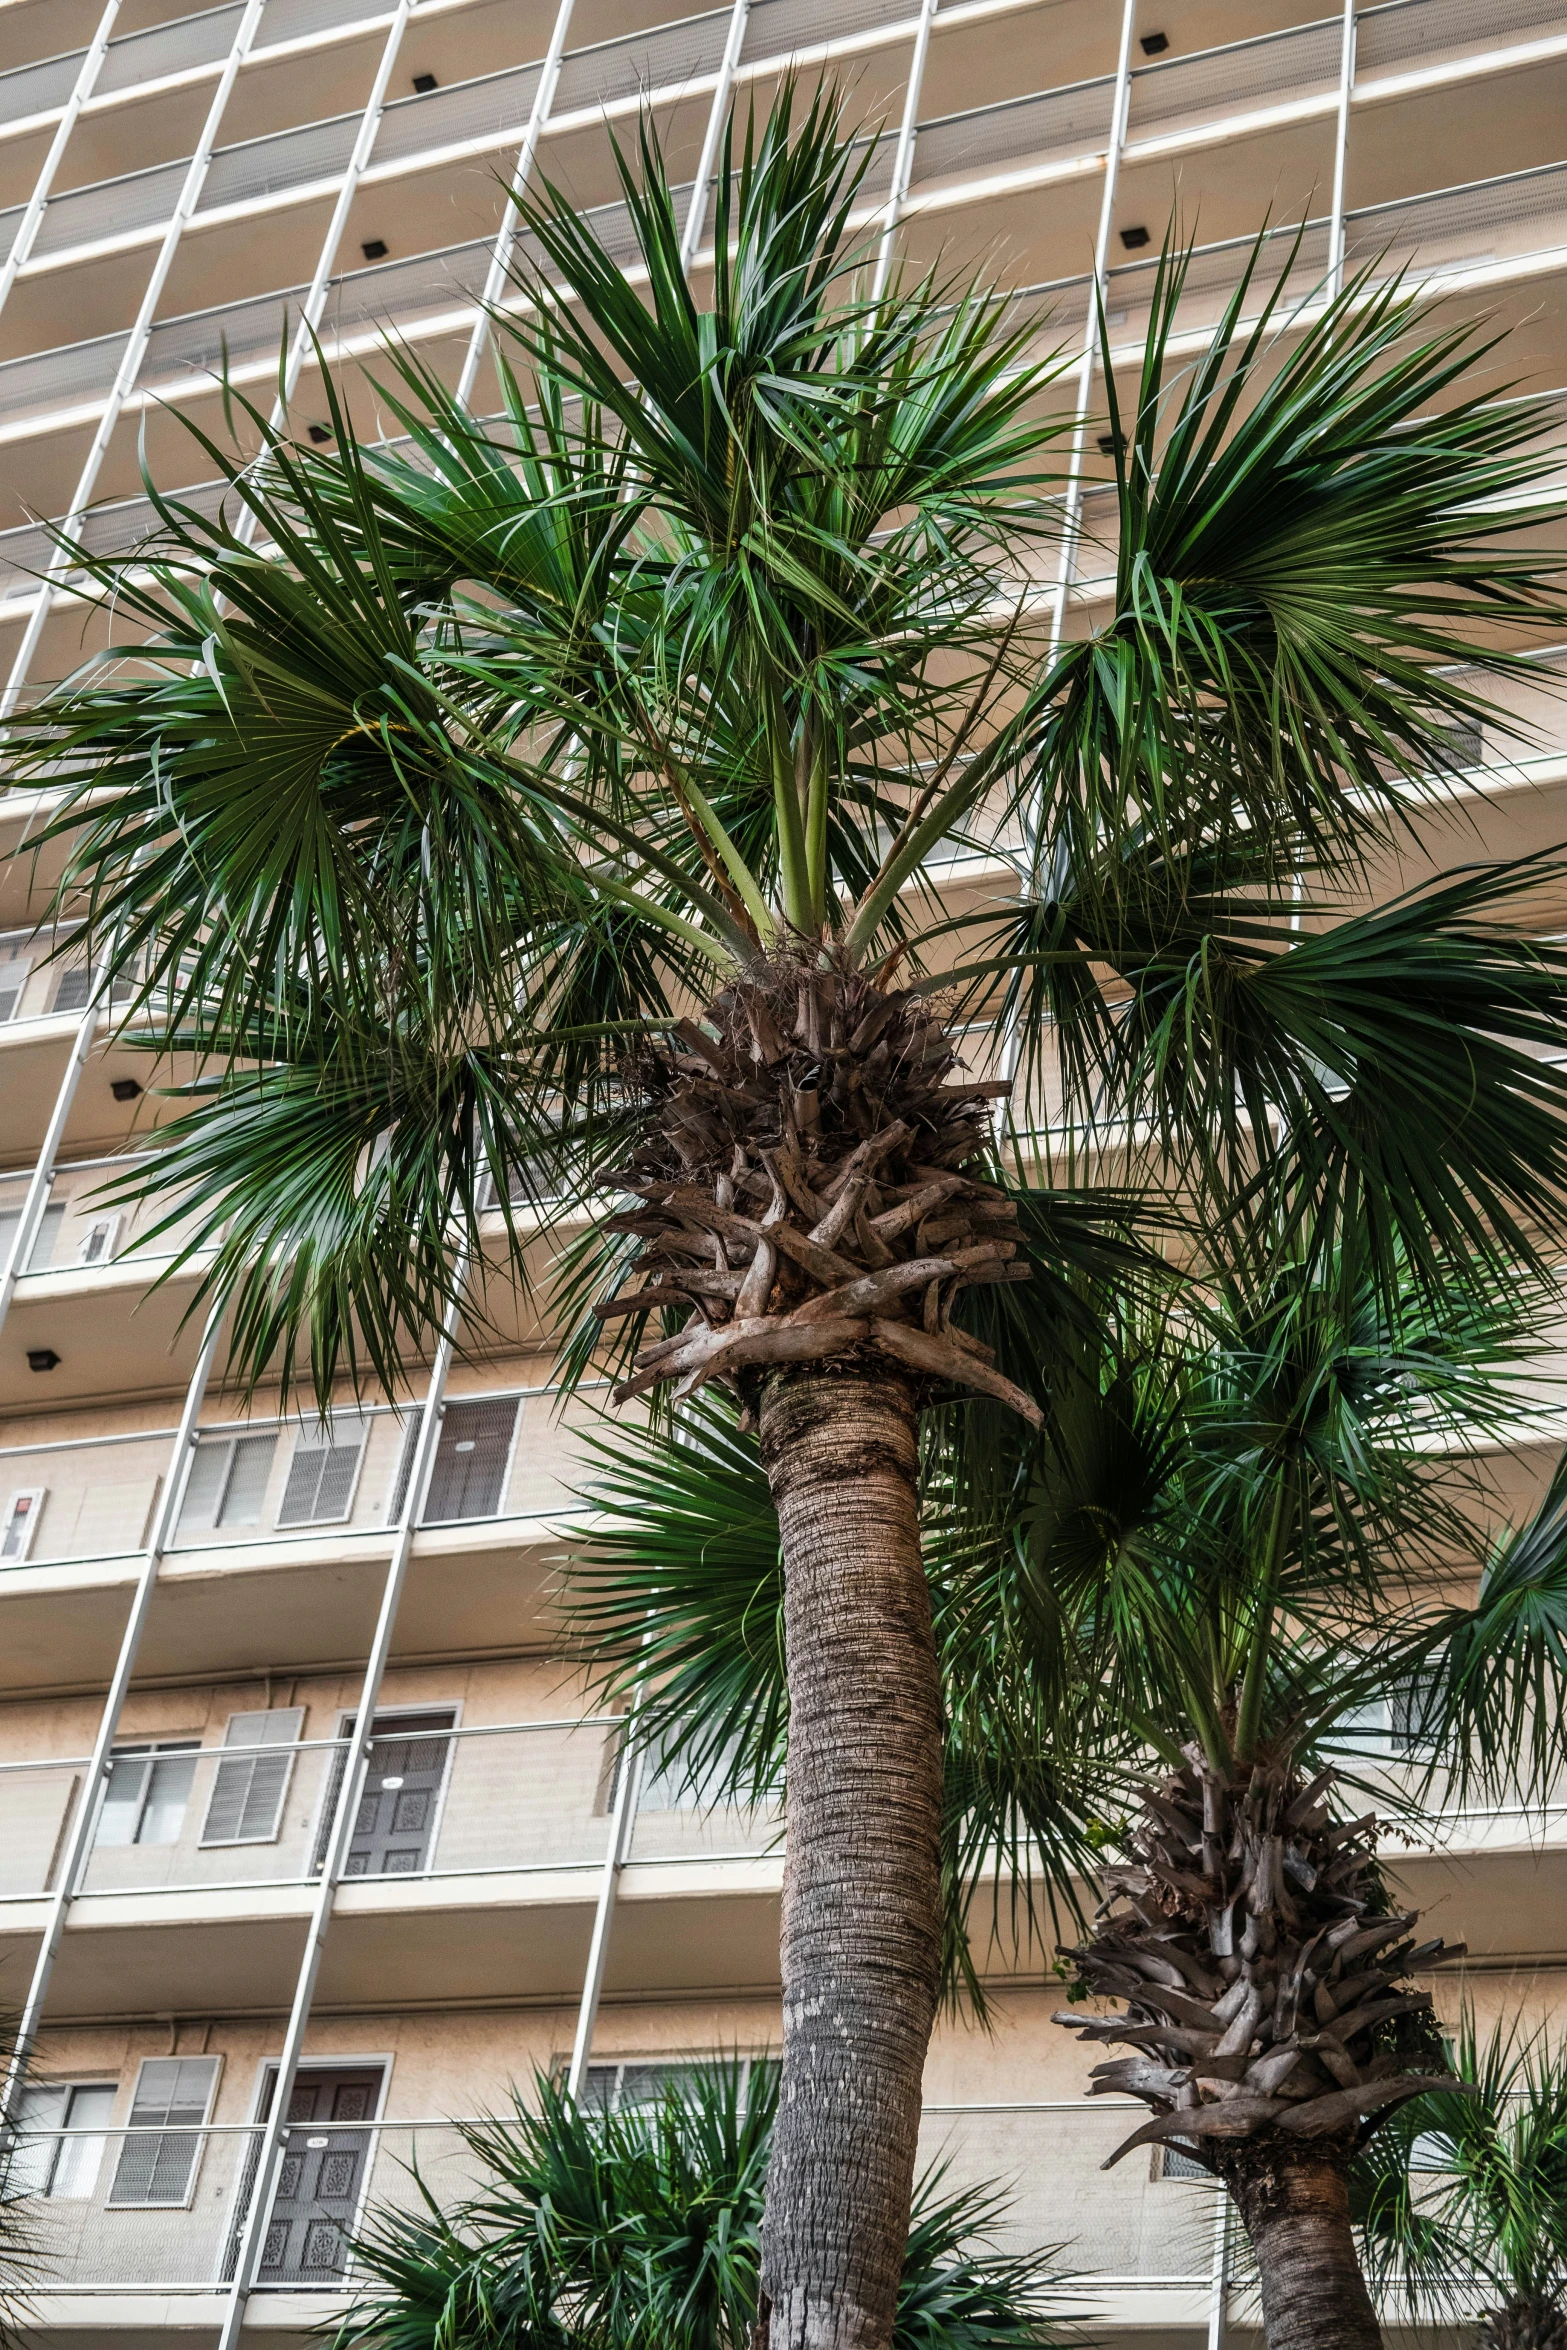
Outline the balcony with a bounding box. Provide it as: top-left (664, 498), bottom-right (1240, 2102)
top-left (0, 0), bottom-right (415, 145)
top-left (0, 0), bottom-right (1564, 455)
top-left (0, 1707), bottom-right (783, 2013)
top-left (7, 2100), bottom-right (1220, 2330)
top-left (0, 1376), bottom-right (613, 1690)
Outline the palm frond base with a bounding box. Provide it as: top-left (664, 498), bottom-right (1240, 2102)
top-left (598, 950), bottom-right (1040, 1424)
top-left (1482, 2300), bottom-right (1567, 2350)
top-left (1053, 1746), bottom-right (1465, 2169)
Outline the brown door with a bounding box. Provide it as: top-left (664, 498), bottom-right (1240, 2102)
top-left (255, 2066), bottom-right (384, 2284)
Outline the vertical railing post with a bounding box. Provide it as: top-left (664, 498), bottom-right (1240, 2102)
top-left (1327, 0), bottom-right (1357, 300)
top-left (0, 1311), bottom-right (224, 2122)
top-left (566, 1725), bottom-right (645, 2100)
top-left (214, 1261), bottom-right (470, 2350)
top-left (1046, 0), bottom-right (1137, 657)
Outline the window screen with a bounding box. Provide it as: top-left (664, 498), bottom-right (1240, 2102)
top-left (96, 1743), bottom-right (199, 1846)
top-left (107, 2057), bottom-right (219, 2206)
top-left (276, 1416), bottom-right (369, 1527)
top-left (391, 1397), bottom-right (518, 1524)
top-left (178, 1432), bottom-right (279, 1534)
top-left (0, 1201), bottom-right (67, 1274)
top-left (1156, 2142), bottom-right (1209, 2181)
top-left (12, 2082), bottom-right (115, 2199)
top-left (200, 1709), bottom-right (304, 1846)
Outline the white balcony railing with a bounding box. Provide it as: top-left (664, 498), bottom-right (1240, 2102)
top-left (0, 1374), bottom-right (625, 1575)
top-left (0, 1708), bottom-right (781, 1905)
top-left (6, 2102), bottom-right (1212, 2300)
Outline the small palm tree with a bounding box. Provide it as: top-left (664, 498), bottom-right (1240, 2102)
top-left (1353, 2005), bottom-right (1567, 2349)
top-left (14, 85), bottom-right (1567, 2350)
top-left (332, 2061), bottom-right (1074, 2349)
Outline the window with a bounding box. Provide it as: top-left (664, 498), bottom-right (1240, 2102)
top-left (1, 1487), bottom-right (44, 1563)
top-left (177, 1432), bottom-right (279, 1535)
top-left (1154, 2142), bottom-right (1209, 2181)
top-left (0, 1201), bottom-right (66, 1274)
top-left (389, 1397), bottom-right (519, 1524)
top-left (200, 1709), bottom-right (304, 1846)
top-left (96, 1742), bottom-right (199, 1846)
top-left (12, 2082), bottom-right (115, 2199)
top-left (107, 2057), bottom-right (220, 2207)
top-left (578, 2057), bottom-right (775, 2114)
top-left (1334, 1674), bottom-right (1438, 1758)
top-left (0, 953), bottom-right (30, 1022)
top-left (638, 1729), bottom-right (748, 1814)
top-left (49, 960), bottom-right (134, 1016)
top-left (276, 1415), bottom-right (370, 1527)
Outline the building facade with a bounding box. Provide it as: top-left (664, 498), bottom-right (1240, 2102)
top-left (1, 0), bottom-right (1566, 2340)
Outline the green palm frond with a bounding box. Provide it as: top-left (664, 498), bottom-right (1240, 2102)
top-left (1353, 2001), bottom-right (1567, 2320)
top-left (1024, 237), bottom-right (1565, 893)
top-left (335, 2063), bottom-right (1075, 2349)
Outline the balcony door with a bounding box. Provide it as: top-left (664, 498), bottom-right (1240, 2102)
top-left (313, 1708), bottom-right (456, 1878)
top-left (253, 2065), bottom-right (385, 2285)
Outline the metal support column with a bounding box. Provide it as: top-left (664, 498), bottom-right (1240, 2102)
top-left (678, 0), bottom-right (750, 270)
top-left (1206, 2188), bottom-right (1230, 2350)
top-left (566, 1725), bottom-right (645, 2100)
top-left (0, 0), bottom-right (128, 322)
top-left (1046, 0), bottom-right (1137, 655)
top-left (215, 1265), bottom-right (469, 2350)
top-left (0, 1312), bottom-right (224, 2121)
top-left (270, 0), bottom-right (417, 427)
top-left (998, 0), bottom-right (1136, 1151)
top-left (452, 0), bottom-right (582, 413)
top-left (1327, 0), bottom-right (1357, 300)
top-left (1, 0), bottom-right (271, 717)
top-left (0, 996), bottom-right (100, 1333)
top-left (869, 0), bottom-right (939, 303)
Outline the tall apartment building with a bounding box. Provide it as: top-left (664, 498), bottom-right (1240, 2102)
top-left (0, 0), bottom-right (1564, 2341)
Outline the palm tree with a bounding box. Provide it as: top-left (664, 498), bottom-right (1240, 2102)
top-left (332, 2061), bottom-right (1074, 2349)
top-left (13, 85), bottom-right (1567, 2350)
top-left (564, 1237), bottom-right (1567, 2350)
top-left (1352, 2003), bottom-right (1567, 2349)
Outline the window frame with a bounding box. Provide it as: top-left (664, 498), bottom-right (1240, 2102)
top-left (106, 2054), bottom-right (223, 2211)
top-left (1, 1485), bottom-right (45, 1563)
top-left (95, 1738), bottom-right (201, 1848)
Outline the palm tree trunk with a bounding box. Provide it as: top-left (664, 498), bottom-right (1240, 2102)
top-left (755, 1362), bottom-right (944, 2350)
top-left (1221, 2142), bottom-right (1382, 2350)
top-left (1482, 2300), bottom-right (1567, 2350)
